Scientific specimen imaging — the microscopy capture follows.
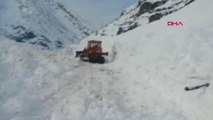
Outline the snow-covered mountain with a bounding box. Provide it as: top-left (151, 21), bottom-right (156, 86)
top-left (1, 0), bottom-right (213, 120)
top-left (96, 0), bottom-right (195, 36)
top-left (0, 0), bottom-right (93, 49)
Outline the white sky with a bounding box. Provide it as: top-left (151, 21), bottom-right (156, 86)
top-left (59, 0), bottom-right (138, 29)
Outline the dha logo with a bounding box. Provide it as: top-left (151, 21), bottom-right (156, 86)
top-left (167, 21), bottom-right (183, 26)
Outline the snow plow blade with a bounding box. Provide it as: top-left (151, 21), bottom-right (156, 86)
top-left (75, 51), bottom-right (83, 57)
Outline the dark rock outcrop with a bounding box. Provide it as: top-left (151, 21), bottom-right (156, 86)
top-left (97, 0), bottom-right (196, 36)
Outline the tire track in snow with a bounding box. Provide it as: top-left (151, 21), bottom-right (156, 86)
top-left (43, 61), bottom-right (131, 120)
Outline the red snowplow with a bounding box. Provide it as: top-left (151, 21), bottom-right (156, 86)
top-left (75, 40), bottom-right (108, 63)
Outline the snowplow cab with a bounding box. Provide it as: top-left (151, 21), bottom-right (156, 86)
top-left (75, 40), bottom-right (108, 64)
top-left (88, 40), bottom-right (102, 48)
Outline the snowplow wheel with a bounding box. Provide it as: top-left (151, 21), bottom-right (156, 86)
top-left (89, 56), bottom-right (105, 64)
top-left (89, 57), bottom-right (96, 63)
top-left (96, 56), bottom-right (105, 64)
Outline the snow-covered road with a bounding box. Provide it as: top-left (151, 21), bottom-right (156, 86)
top-left (0, 41), bottom-right (187, 120)
top-left (0, 41), bottom-right (129, 120)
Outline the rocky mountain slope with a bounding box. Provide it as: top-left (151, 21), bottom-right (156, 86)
top-left (0, 0), bottom-right (93, 49)
top-left (96, 0), bottom-right (195, 36)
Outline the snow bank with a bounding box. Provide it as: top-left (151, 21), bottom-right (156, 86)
top-left (84, 0), bottom-right (213, 119)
